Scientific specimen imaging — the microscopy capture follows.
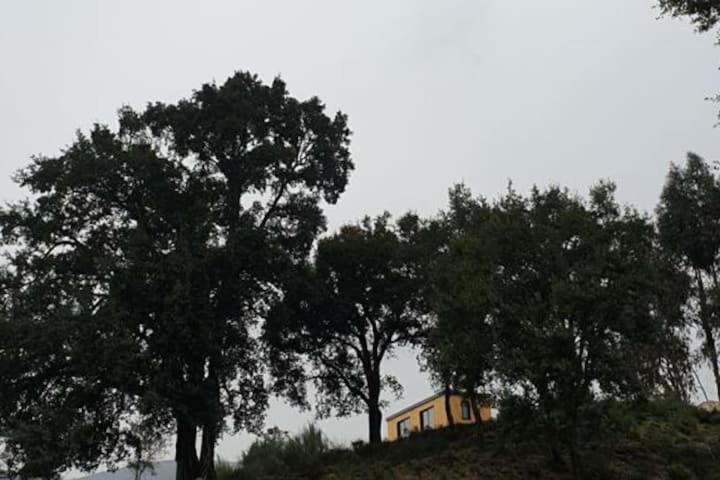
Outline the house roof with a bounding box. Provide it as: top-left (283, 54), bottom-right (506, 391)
top-left (385, 390), bottom-right (494, 422)
top-left (385, 390), bottom-right (446, 421)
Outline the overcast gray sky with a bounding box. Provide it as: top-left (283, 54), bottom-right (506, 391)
top-left (2, 0), bottom-right (719, 465)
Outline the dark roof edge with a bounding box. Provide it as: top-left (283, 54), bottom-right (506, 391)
top-left (385, 390), bottom-right (447, 421)
top-left (385, 390), bottom-right (494, 421)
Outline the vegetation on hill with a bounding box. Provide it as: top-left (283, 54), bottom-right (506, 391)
top-left (219, 401), bottom-right (720, 480)
top-left (2, 3), bottom-right (720, 480)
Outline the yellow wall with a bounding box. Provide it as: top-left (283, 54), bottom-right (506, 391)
top-left (386, 394), bottom-right (491, 442)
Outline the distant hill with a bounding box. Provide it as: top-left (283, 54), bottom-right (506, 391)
top-left (73, 461), bottom-right (175, 480)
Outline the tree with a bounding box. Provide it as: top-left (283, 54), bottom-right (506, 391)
top-left (657, 152), bottom-right (720, 399)
top-left (126, 423), bottom-right (167, 480)
top-left (266, 214), bottom-right (428, 444)
top-left (657, 0), bottom-right (720, 36)
top-left (421, 185), bottom-right (497, 422)
top-left (493, 183), bottom-right (691, 476)
top-left (0, 138), bottom-right (161, 478)
top-left (0, 71), bottom-right (352, 480)
top-left (423, 183), bottom-right (692, 476)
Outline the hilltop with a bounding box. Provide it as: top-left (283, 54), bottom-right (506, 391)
top-left (215, 400), bottom-right (720, 480)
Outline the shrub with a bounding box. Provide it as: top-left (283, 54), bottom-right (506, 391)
top-left (668, 462), bottom-right (695, 480)
top-left (215, 458), bottom-right (240, 480)
top-left (235, 424), bottom-right (332, 480)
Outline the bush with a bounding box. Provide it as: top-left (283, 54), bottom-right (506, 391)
top-left (215, 458), bottom-right (240, 480)
top-left (496, 393), bottom-right (539, 439)
top-left (235, 424), bottom-right (332, 480)
top-left (668, 462), bottom-right (695, 480)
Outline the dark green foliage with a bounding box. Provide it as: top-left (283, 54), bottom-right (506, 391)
top-left (317, 401), bottom-right (720, 480)
top-left (423, 182), bottom-right (694, 476)
top-left (657, 153), bottom-right (720, 399)
top-left (420, 186), bottom-right (497, 409)
top-left (266, 214), bottom-right (428, 444)
top-left (0, 71), bottom-right (352, 480)
top-left (491, 183), bottom-right (693, 471)
top-left (214, 458), bottom-right (240, 480)
top-left (615, 400), bottom-right (720, 480)
top-left (657, 0), bottom-right (720, 35)
top-left (224, 424), bottom-right (332, 480)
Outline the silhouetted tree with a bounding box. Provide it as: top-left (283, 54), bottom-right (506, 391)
top-left (421, 185), bottom-right (497, 420)
top-left (424, 183), bottom-right (693, 477)
top-left (657, 152), bottom-right (720, 399)
top-left (266, 214), bottom-right (428, 444)
top-left (494, 183), bottom-right (691, 476)
top-left (0, 71), bottom-right (352, 480)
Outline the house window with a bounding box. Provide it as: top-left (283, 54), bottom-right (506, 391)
top-left (397, 418), bottom-right (411, 438)
top-left (461, 400), bottom-right (472, 421)
top-left (420, 407), bottom-right (435, 430)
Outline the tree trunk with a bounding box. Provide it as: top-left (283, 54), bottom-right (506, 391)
top-left (368, 403), bottom-right (382, 444)
top-left (444, 384), bottom-right (454, 427)
top-left (199, 424), bottom-right (217, 480)
top-left (695, 269), bottom-right (720, 399)
top-left (199, 363), bottom-right (221, 480)
top-left (175, 419), bottom-right (200, 480)
top-left (367, 371), bottom-right (383, 444)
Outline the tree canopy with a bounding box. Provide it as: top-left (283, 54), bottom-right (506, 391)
top-left (421, 182), bottom-right (693, 475)
top-left (0, 71), bottom-right (353, 480)
top-left (266, 214), bottom-right (429, 444)
top-left (657, 153), bottom-right (720, 399)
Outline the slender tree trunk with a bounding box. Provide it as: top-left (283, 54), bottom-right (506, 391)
top-left (368, 404), bottom-right (382, 444)
top-left (444, 384), bottom-right (454, 427)
top-left (199, 424), bottom-right (217, 480)
top-left (175, 419), bottom-right (200, 480)
top-left (695, 269), bottom-right (720, 399)
top-left (199, 362), bottom-right (221, 480)
top-left (367, 370), bottom-right (383, 444)
top-left (694, 368), bottom-right (710, 402)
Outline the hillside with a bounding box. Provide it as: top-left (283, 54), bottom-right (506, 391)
top-left (73, 461), bottom-right (176, 480)
top-left (222, 401), bottom-right (720, 480)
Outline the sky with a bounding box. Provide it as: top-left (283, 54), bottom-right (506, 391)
top-left (1, 0), bottom-right (719, 466)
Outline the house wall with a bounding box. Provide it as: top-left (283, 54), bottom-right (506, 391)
top-left (386, 394), bottom-right (491, 442)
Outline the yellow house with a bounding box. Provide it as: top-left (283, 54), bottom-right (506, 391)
top-left (386, 391), bottom-right (492, 442)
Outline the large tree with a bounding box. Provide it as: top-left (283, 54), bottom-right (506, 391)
top-left (493, 183), bottom-right (691, 475)
top-left (424, 183), bottom-right (692, 476)
top-left (266, 214), bottom-right (428, 444)
top-left (0, 71), bottom-right (352, 480)
top-left (657, 152), bottom-right (720, 399)
top-left (420, 185), bottom-right (497, 421)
